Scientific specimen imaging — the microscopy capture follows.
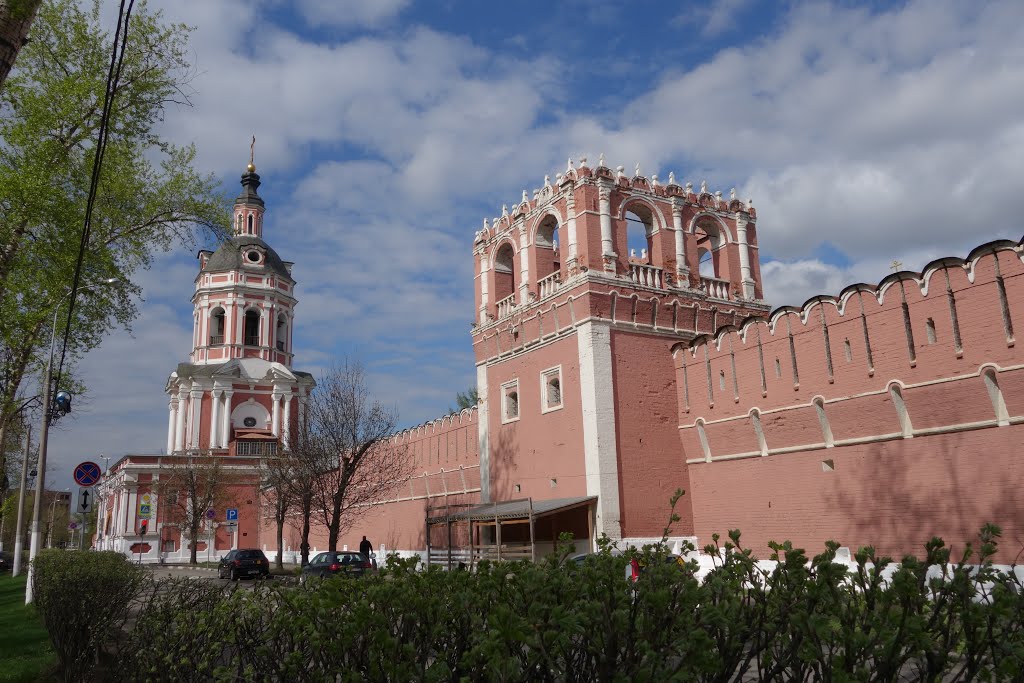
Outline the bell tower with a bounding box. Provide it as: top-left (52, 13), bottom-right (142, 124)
top-left (165, 156), bottom-right (314, 457)
top-left (470, 157), bottom-right (770, 543)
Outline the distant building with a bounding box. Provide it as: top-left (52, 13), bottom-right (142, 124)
top-left (95, 162), bottom-right (313, 562)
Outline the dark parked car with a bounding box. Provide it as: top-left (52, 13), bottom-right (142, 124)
top-left (0, 551), bottom-right (12, 572)
top-left (217, 548), bottom-right (270, 580)
top-left (300, 551), bottom-right (375, 583)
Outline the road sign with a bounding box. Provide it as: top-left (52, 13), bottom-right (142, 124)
top-left (73, 461), bottom-right (102, 487)
top-left (226, 508), bottom-right (238, 521)
top-left (68, 521), bottom-right (78, 530)
top-left (77, 487), bottom-right (94, 514)
top-left (205, 508), bottom-right (215, 520)
top-left (139, 504), bottom-right (151, 518)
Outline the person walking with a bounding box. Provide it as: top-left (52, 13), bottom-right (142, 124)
top-left (359, 535), bottom-right (373, 559)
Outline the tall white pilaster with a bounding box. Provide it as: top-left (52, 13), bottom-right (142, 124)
top-left (271, 392), bottom-right (281, 437)
top-left (210, 389), bottom-right (222, 449)
top-left (174, 389), bottom-right (187, 453)
top-left (189, 388), bottom-right (203, 450)
top-left (517, 226), bottom-right (530, 304)
top-left (736, 215), bottom-right (755, 299)
top-left (166, 400), bottom-right (176, 454)
top-left (577, 321), bottom-right (622, 540)
top-left (598, 184), bottom-right (614, 270)
top-left (282, 394), bottom-right (292, 450)
top-left (221, 391), bottom-right (233, 449)
top-left (478, 250), bottom-right (489, 324)
top-left (565, 190), bottom-right (578, 265)
top-left (672, 200), bottom-right (688, 285)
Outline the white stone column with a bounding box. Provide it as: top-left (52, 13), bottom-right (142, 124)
top-left (565, 190), bottom-right (579, 266)
top-left (189, 388), bottom-right (203, 450)
top-left (174, 389), bottom-right (187, 453)
top-left (598, 184), bottom-right (615, 270)
top-left (221, 391), bottom-right (233, 449)
top-left (736, 215), bottom-right (755, 299)
top-left (271, 392), bottom-right (282, 437)
top-left (166, 399), bottom-right (177, 455)
top-left (517, 226), bottom-right (530, 304)
top-left (672, 200), bottom-right (688, 285)
top-left (210, 389), bottom-right (222, 449)
top-left (478, 250), bottom-right (489, 324)
top-left (282, 393), bottom-right (292, 450)
top-left (576, 321), bottom-right (622, 540)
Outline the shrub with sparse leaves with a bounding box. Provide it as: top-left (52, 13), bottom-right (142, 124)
top-left (31, 549), bottom-right (150, 683)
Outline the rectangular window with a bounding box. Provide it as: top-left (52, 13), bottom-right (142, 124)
top-left (540, 366), bottom-right (563, 413)
top-left (236, 441), bottom-right (279, 456)
top-left (501, 379), bottom-right (520, 423)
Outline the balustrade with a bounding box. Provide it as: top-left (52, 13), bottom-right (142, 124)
top-left (629, 263), bottom-right (666, 290)
top-left (496, 293), bottom-right (516, 320)
top-left (209, 335), bottom-right (224, 346)
top-left (537, 271), bottom-right (562, 299)
top-left (700, 276), bottom-right (731, 300)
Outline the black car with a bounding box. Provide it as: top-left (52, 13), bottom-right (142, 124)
top-left (300, 551), bottom-right (375, 583)
top-left (217, 548), bottom-right (270, 580)
top-left (0, 551), bottom-right (12, 572)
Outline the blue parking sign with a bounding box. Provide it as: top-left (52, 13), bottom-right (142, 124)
top-left (226, 508), bottom-right (238, 521)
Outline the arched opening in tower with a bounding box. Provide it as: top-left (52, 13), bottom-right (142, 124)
top-left (534, 215), bottom-right (561, 294)
top-left (694, 218), bottom-right (725, 280)
top-left (244, 310), bottom-right (261, 346)
top-left (625, 209), bottom-right (653, 264)
top-left (276, 314), bottom-right (287, 352)
top-left (494, 243), bottom-right (516, 312)
top-left (210, 307), bottom-right (226, 345)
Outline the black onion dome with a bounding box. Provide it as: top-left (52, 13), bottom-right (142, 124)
top-left (203, 235), bottom-right (293, 281)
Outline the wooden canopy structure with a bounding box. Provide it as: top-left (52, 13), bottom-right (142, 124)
top-left (425, 496), bottom-right (596, 570)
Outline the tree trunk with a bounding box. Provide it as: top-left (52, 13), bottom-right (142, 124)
top-left (274, 494), bottom-right (286, 570)
top-left (327, 492), bottom-right (341, 552)
top-left (299, 492), bottom-right (312, 566)
top-left (0, 1), bottom-right (40, 93)
top-left (189, 521), bottom-right (199, 564)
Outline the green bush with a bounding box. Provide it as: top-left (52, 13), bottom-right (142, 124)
top-left (110, 526), bottom-right (1024, 682)
top-left (31, 549), bottom-right (149, 682)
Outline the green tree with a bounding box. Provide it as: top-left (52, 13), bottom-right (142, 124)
top-left (452, 386), bottom-right (479, 412)
top-left (0, 0), bottom-right (228, 442)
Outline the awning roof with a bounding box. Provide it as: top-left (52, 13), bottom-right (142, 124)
top-left (427, 496), bottom-right (596, 524)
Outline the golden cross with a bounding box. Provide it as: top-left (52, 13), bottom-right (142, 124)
top-left (249, 135), bottom-right (255, 166)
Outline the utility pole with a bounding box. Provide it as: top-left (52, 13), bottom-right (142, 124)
top-left (12, 425), bottom-right (31, 575)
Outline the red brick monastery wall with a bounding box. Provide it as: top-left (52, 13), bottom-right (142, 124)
top-left (298, 407), bottom-right (481, 554)
top-left (676, 239), bottom-right (1024, 561)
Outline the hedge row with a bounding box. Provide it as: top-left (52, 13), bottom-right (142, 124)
top-left (103, 525), bottom-right (1024, 682)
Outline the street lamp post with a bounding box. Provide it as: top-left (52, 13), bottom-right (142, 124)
top-left (25, 279), bottom-right (116, 604)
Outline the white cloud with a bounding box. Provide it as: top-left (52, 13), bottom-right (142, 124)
top-left (295, 0), bottom-right (411, 29)
top-left (49, 0), bottom-right (1024, 489)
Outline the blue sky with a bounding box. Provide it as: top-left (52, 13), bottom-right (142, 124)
top-left (44, 0), bottom-right (1024, 490)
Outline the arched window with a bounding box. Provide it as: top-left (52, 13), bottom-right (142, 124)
top-left (625, 209), bottom-right (653, 264)
top-left (695, 419), bottom-right (711, 462)
top-left (694, 218), bottom-right (725, 279)
top-left (209, 307), bottom-right (226, 345)
top-left (235, 214), bottom-right (243, 234)
top-left (534, 216), bottom-right (561, 292)
top-left (247, 214), bottom-right (254, 234)
top-left (983, 368), bottom-right (1009, 426)
top-left (276, 314), bottom-right (287, 352)
top-left (493, 243), bottom-right (516, 315)
top-left (244, 310), bottom-right (261, 346)
top-left (750, 409), bottom-right (768, 456)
